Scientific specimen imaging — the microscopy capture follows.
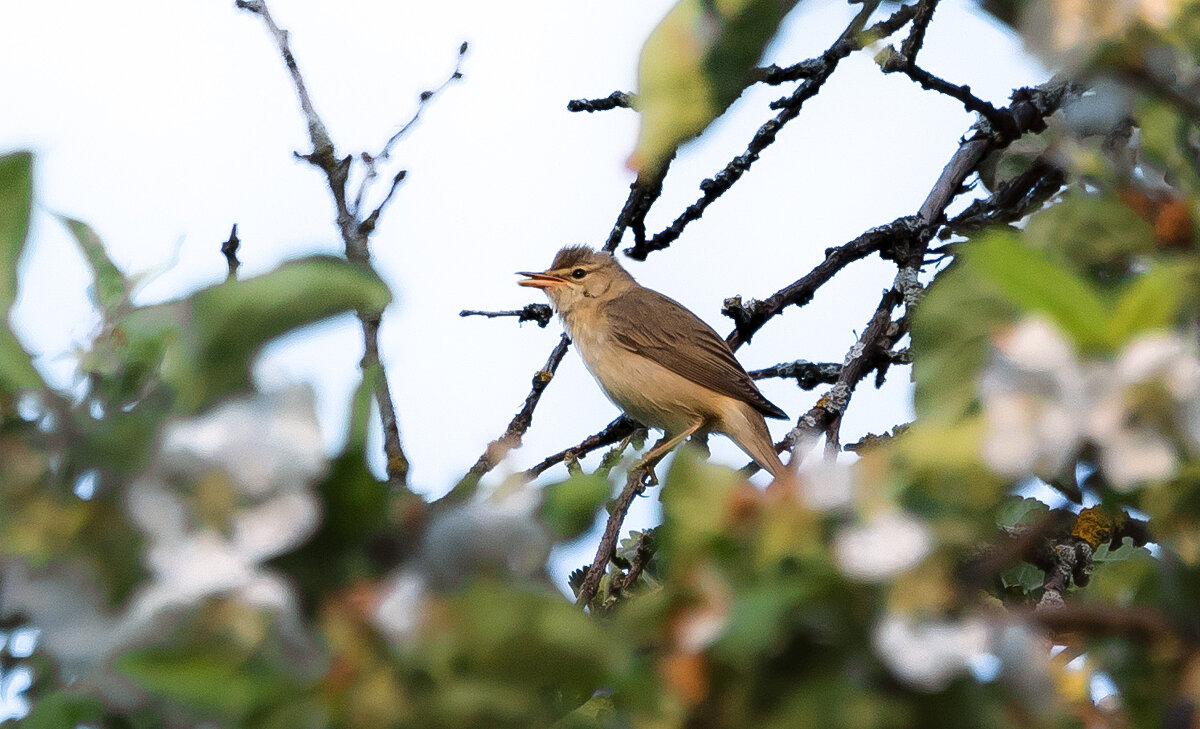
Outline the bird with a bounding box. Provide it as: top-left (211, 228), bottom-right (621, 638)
top-left (518, 245), bottom-right (789, 480)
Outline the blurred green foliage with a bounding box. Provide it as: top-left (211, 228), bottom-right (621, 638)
top-left (3, 2), bottom-right (1200, 728)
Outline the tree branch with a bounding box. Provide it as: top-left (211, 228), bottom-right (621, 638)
top-left (523, 416), bottom-right (641, 479)
top-left (576, 458), bottom-right (657, 607)
top-left (236, 0), bottom-right (431, 489)
top-left (748, 359), bottom-right (842, 389)
top-left (722, 217), bottom-right (918, 349)
top-left (625, 1), bottom-right (922, 260)
top-left (567, 91), bottom-right (635, 113)
top-left (785, 284), bottom-right (905, 461)
top-left (459, 303), bottom-right (554, 328)
top-left (220, 224), bottom-right (241, 281)
top-left (449, 336), bottom-right (572, 500)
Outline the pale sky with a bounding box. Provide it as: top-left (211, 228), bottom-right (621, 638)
top-left (0, 1), bottom-right (1047, 574)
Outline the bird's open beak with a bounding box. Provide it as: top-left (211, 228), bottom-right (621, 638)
top-left (517, 271), bottom-right (567, 289)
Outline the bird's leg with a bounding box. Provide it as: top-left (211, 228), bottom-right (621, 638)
top-left (636, 421), bottom-right (704, 485)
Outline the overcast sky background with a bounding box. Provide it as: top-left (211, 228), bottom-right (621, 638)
top-left (0, 1), bottom-right (1047, 581)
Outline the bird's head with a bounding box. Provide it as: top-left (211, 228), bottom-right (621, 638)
top-left (517, 245), bottom-right (635, 314)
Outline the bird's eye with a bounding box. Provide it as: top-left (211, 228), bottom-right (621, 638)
top-left (571, 268), bottom-right (587, 279)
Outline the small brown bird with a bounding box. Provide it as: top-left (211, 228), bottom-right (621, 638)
top-left (519, 245), bottom-right (789, 479)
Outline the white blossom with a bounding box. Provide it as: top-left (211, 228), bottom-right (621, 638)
top-left (980, 320), bottom-right (1200, 490)
top-left (833, 511), bottom-right (932, 581)
top-left (874, 613), bottom-right (993, 691)
top-left (796, 458), bottom-right (857, 512)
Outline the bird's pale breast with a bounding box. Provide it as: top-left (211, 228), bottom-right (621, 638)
top-left (562, 306), bottom-right (734, 435)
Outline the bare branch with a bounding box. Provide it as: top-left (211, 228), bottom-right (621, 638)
top-left (898, 0), bottom-right (939, 61)
top-left (359, 169), bottom-right (408, 235)
top-left (523, 416), bottom-right (640, 479)
top-left (351, 44), bottom-right (467, 217)
top-left (567, 91), bottom-right (635, 113)
top-left (749, 359), bottom-right (842, 390)
top-left (785, 284), bottom-right (904, 463)
top-left (449, 335), bottom-right (573, 500)
top-left (722, 218), bottom-right (918, 349)
top-left (221, 224), bottom-right (241, 281)
top-left (576, 458), bottom-right (657, 607)
top-left (626, 1), bottom-right (922, 259)
top-left (459, 303), bottom-right (554, 328)
top-left (237, 0), bottom-right (416, 488)
top-left (878, 49), bottom-right (1017, 138)
top-left (378, 43), bottom-right (469, 162)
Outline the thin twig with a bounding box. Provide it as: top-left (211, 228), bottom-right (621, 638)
top-left (879, 51), bottom-right (1017, 138)
top-left (627, 1), bottom-right (922, 259)
top-left (459, 303), bottom-right (554, 328)
top-left (786, 285), bottom-right (904, 463)
top-left (449, 336), bottom-right (572, 501)
top-left (221, 224), bottom-right (241, 281)
top-left (576, 459), bottom-right (656, 607)
top-left (523, 416), bottom-right (639, 479)
top-left (567, 91), bottom-right (635, 113)
top-left (237, 0), bottom-right (417, 488)
top-left (606, 174), bottom-right (666, 253)
top-left (722, 218), bottom-right (918, 349)
top-left (378, 43), bottom-right (468, 162)
top-left (749, 59), bottom-right (822, 85)
top-left (352, 44), bottom-right (467, 217)
top-left (898, 0), bottom-right (939, 61)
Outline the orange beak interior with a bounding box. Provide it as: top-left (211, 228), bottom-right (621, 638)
top-left (517, 272), bottom-right (567, 289)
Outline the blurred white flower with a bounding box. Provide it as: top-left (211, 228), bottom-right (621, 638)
top-left (371, 482), bottom-right (555, 646)
top-left (118, 387), bottom-right (326, 657)
top-left (417, 483), bottom-right (552, 590)
top-left (155, 387), bottom-right (326, 499)
top-left (981, 320), bottom-right (1200, 490)
top-left (980, 318), bottom-right (1091, 478)
top-left (671, 566), bottom-right (733, 654)
top-left (0, 562), bottom-right (121, 681)
top-left (833, 511), bottom-right (932, 581)
top-left (0, 389), bottom-right (329, 692)
top-left (796, 458), bottom-right (857, 512)
top-left (993, 623), bottom-right (1055, 711)
top-left (874, 613), bottom-right (993, 691)
top-left (373, 570), bottom-right (431, 646)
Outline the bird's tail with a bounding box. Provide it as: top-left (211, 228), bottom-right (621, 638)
top-left (723, 403), bottom-right (789, 480)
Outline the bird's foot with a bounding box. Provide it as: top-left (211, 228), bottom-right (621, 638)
top-left (631, 455), bottom-right (660, 489)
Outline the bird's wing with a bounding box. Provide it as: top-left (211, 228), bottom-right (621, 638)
top-left (605, 287), bottom-right (787, 419)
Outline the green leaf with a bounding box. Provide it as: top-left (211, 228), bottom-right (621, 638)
top-left (61, 216), bottom-right (131, 315)
top-left (0, 327), bottom-right (43, 392)
top-left (0, 151), bottom-right (32, 313)
top-left (1107, 262), bottom-right (1197, 345)
top-left (995, 497), bottom-right (1049, 530)
top-left (551, 694), bottom-right (617, 729)
top-left (659, 448), bottom-right (742, 566)
top-left (174, 255), bottom-right (391, 409)
top-left (21, 690), bottom-right (105, 729)
top-left (116, 649), bottom-right (296, 721)
top-left (967, 230), bottom-right (1111, 351)
top-left (0, 152), bottom-right (43, 395)
top-left (540, 473), bottom-right (612, 540)
top-left (629, 0), bottom-right (801, 176)
top-left (910, 261), bottom-right (1016, 422)
top-left (1023, 192), bottom-right (1159, 281)
top-left (1000, 562), bottom-right (1044, 592)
